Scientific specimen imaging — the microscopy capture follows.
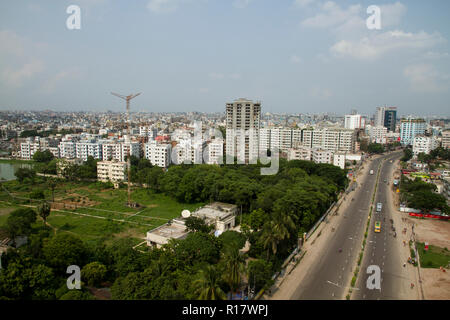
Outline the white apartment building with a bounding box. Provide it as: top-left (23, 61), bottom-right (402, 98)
top-left (400, 118), bottom-right (426, 146)
top-left (97, 160), bottom-right (127, 182)
top-left (442, 130), bottom-right (450, 149)
top-left (76, 141), bottom-right (103, 161)
top-left (312, 148), bottom-right (333, 164)
top-left (333, 153), bottom-right (346, 170)
top-left (367, 125), bottom-right (388, 144)
top-left (413, 135), bottom-right (439, 157)
top-left (20, 139), bottom-right (40, 159)
top-left (172, 139), bottom-right (205, 165)
top-left (145, 142), bottom-right (172, 168)
top-left (303, 128), bottom-right (355, 152)
top-left (58, 140), bottom-right (76, 159)
top-left (226, 99), bottom-right (261, 164)
top-left (140, 126), bottom-right (158, 140)
top-left (259, 128), bottom-right (271, 154)
top-left (205, 139), bottom-right (224, 165)
top-left (102, 142), bottom-right (140, 162)
top-left (270, 128), bottom-right (293, 152)
top-left (344, 114), bottom-right (365, 130)
top-left (287, 146), bottom-right (312, 161)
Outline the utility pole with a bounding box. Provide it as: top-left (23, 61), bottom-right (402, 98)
top-left (111, 92), bottom-right (141, 207)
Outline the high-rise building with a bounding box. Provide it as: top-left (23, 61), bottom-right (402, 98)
top-left (400, 118), bottom-right (426, 146)
top-left (344, 114), bottom-right (365, 130)
top-left (375, 106), bottom-right (397, 131)
top-left (225, 98), bottom-right (261, 164)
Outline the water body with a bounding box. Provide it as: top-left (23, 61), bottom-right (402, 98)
top-left (0, 162), bottom-right (33, 181)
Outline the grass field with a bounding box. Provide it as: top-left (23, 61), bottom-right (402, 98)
top-left (0, 178), bottom-right (204, 245)
top-left (417, 242), bottom-right (450, 269)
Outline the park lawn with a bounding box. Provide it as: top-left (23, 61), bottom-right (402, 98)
top-left (417, 242), bottom-right (450, 268)
top-left (0, 202), bottom-right (23, 226)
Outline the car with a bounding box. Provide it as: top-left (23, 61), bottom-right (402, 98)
top-left (376, 202), bottom-right (382, 212)
top-left (384, 179), bottom-right (387, 183)
top-left (375, 221), bottom-right (381, 233)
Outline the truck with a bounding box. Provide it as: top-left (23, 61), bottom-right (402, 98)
top-left (376, 202), bottom-right (382, 212)
top-left (370, 170), bottom-right (374, 175)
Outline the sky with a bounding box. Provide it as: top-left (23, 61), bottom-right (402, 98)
top-left (0, 0), bottom-right (450, 117)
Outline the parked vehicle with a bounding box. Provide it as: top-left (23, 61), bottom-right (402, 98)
top-left (370, 170), bottom-right (374, 175)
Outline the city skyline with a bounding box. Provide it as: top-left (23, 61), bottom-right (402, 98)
top-left (1, 1), bottom-right (450, 116)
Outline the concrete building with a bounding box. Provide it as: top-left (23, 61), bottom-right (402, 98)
top-left (375, 106), bottom-right (397, 131)
top-left (97, 160), bottom-right (127, 182)
top-left (287, 146), bottom-right (312, 161)
top-left (20, 138), bottom-right (40, 159)
top-left (412, 135), bottom-right (439, 157)
top-left (442, 130), bottom-right (450, 149)
top-left (59, 140), bottom-right (76, 159)
top-left (259, 128), bottom-right (271, 154)
top-left (400, 118), bottom-right (427, 146)
top-left (333, 153), bottom-right (346, 169)
top-left (367, 125), bottom-right (387, 144)
top-left (312, 148), bottom-right (333, 164)
top-left (270, 128), bottom-right (293, 152)
top-left (146, 202), bottom-right (237, 248)
top-left (76, 141), bottom-right (103, 161)
top-left (225, 98), bottom-right (261, 164)
top-left (145, 142), bottom-right (171, 168)
top-left (205, 139), bottom-right (224, 165)
top-left (303, 128), bottom-right (355, 153)
top-left (102, 142), bottom-right (140, 162)
top-left (344, 114), bottom-right (365, 130)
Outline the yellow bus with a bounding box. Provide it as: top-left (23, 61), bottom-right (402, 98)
top-left (374, 221), bottom-right (381, 233)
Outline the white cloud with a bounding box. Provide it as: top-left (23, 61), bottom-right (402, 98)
top-left (302, 2), bottom-right (362, 29)
top-left (2, 59), bottom-right (44, 87)
top-left (404, 64), bottom-right (449, 93)
top-left (229, 73), bottom-right (241, 79)
top-left (423, 51), bottom-right (450, 60)
top-left (330, 30), bottom-right (446, 60)
top-left (0, 30), bottom-right (25, 57)
top-left (379, 2), bottom-right (407, 28)
top-left (209, 72), bottom-right (225, 79)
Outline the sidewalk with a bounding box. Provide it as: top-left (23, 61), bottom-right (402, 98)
top-left (266, 155), bottom-right (376, 300)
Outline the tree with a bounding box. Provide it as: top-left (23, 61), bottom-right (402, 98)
top-left (401, 148), bottom-right (413, 162)
top-left (47, 178), bottom-right (57, 202)
top-left (221, 247), bottom-right (245, 296)
top-left (194, 265), bottom-right (227, 300)
top-left (247, 259), bottom-right (273, 293)
top-left (367, 143), bottom-right (384, 154)
top-left (30, 189), bottom-right (45, 200)
top-left (59, 290), bottom-right (94, 300)
top-left (5, 208), bottom-right (37, 244)
top-left (38, 201), bottom-right (51, 226)
top-left (82, 262), bottom-right (107, 287)
top-left (43, 233), bottom-right (88, 272)
top-left (218, 230), bottom-right (246, 251)
top-left (185, 216), bottom-right (214, 234)
top-left (14, 167), bottom-right (36, 183)
top-left (33, 150), bottom-right (54, 163)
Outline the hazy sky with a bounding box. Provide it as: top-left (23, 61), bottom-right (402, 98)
top-left (1, 0), bottom-right (450, 116)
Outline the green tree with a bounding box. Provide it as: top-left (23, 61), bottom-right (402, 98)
top-left (14, 167), bottom-right (36, 183)
top-left (82, 262), bottom-right (107, 287)
top-left (247, 259), bottom-right (273, 292)
top-left (194, 265), bottom-right (227, 300)
top-left (59, 290), bottom-right (94, 300)
top-left (38, 201), bottom-right (51, 226)
top-left (185, 216), bottom-right (214, 233)
top-left (30, 189), bottom-right (45, 200)
top-left (33, 150), bottom-right (54, 163)
top-left (367, 143), bottom-right (384, 154)
top-left (401, 148), bottom-right (413, 162)
top-left (221, 247), bottom-right (245, 296)
top-left (5, 208), bottom-right (37, 243)
top-left (43, 233), bottom-right (88, 272)
top-left (47, 178), bottom-right (57, 202)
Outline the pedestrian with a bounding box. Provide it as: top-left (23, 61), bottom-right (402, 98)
top-left (403, 263), bottom-right (406, 268)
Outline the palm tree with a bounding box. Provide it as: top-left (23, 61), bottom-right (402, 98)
top-left (38, 201), bottom-right (51, 226)
top-left (222, 247), bottom-right (245, 297)
top-left (193, 265), bottom-right (227, 300)
top-left (261, 211), bottom-right (296, 259)
top-left (261, 221), bottom-right (281, 259)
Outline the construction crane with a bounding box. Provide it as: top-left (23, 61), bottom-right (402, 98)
top-left (111, 92), bottom-right (141, 207)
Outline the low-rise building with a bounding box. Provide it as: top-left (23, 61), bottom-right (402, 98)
top-left (145, 142), bottom-right (171, 168)
top-left (97, 160), bottom-right (127, 182)
top-left (312, 148), bottom-right (333, 164)
top-left (412, 135), bottom-right (438, 157)
top-left (287, 146), bottom-right (312, 161)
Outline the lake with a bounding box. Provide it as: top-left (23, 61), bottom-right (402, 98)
top-left (0, 162), bottom-right (33, 181)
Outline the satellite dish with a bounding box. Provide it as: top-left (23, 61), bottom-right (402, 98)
top-left (214, 230), bottom-right (223, 237)
top-left (181, 210), bottom-right (191, 218)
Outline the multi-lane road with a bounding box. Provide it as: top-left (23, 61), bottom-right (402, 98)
top-left (291, 151), bottom-right (403, 300)
top-left (353, 152), bottom-right (415, 300)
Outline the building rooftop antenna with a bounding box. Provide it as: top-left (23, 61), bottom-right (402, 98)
top-left (111, 92), bottom-right (141, 207)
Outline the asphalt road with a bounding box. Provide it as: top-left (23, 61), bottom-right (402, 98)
top-left (353, 151), bottom-right (408, 300)
top-left (293, 153), bottom-right (390, 300)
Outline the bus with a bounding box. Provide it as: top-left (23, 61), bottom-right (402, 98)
top-left (374, 221), bottom-right (381, 233)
